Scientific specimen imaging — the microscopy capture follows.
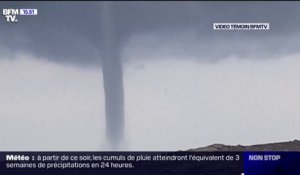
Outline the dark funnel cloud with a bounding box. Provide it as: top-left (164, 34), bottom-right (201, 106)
top-left (100, 2), bottom-right (124, 148)
top-left (1, 1), bottom-right (300, 149)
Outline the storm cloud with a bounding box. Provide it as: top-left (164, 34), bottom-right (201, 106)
top-left (1, 1), bottom-right (300, 65)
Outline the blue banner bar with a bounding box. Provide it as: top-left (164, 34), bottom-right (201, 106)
top-left (1, 152), bottom-right (300, 175)
top-left (1, 152), bottom-right (243, 175)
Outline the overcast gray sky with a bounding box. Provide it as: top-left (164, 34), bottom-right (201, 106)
top-left (1, 1), bottom-right (300, 64)
top-left (0, 2), bottom-right (300, 151)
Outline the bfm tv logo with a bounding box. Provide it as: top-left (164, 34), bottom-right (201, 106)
top-left (2, 9), bottom-right (38, 23)
top-left (3, 9), bottom-right (18, 22)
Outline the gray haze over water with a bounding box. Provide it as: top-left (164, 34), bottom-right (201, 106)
top-left (0, 2), bottom-right (300, 151)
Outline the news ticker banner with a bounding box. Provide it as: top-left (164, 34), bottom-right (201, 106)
top-left (0, 152), bottom-right (299, 175)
